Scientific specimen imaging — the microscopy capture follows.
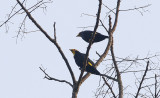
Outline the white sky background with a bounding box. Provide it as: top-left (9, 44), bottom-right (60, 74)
top-left (0, 0), bottom-right (160, 98)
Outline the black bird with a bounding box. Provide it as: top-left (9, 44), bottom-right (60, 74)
top-left (76, 30), bottom-right (108, 43)
top-left (70, 49), bottom-right (117, 81)
top-left (70, 49), bottom-right (100, 75)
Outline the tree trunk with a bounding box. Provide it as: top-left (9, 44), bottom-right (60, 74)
top-left (72, 83), bottom-right (80, 98)
top-left (72, 90), bottom-right (78, 98)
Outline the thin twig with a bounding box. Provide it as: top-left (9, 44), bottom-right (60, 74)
top-left (53, 22), bottom-right (57, 41)
top-left (135, 61), bottom-right (149, 98)
top-left (39, 67), bottom-right (73, 87)
top-left (100, 19), bottom-right (109, 33)
top-left (119, 4), bottom-right (151, 12)
top-left (0, 8), bottom-right (22, 27)
top-left (102, 3), bottom-right (116, 14)
top-left (121, 69), bottom-right (160, 74)
top-left (155, 74), bottom-right (157, 98)
top-left (102, 77), bottom-right (116, 98)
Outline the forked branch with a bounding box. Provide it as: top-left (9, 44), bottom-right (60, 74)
top-left (81, 0), bottom-right (121, 84)
top-left (76, 0), bottom-right (102, 87)
top-left (102, 77), bottom-right (116, 98)
top-left (16, 0), bottom-right (76, 84)
top-left (39, 67), bottom-right (73, 87)
top-left (135, 61), bottom-right (149, 98)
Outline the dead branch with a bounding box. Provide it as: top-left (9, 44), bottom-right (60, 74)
top-left (53, 22), bottom-right (57, 41)
top-left (16, 0), bottom-right (76, 84)
top-left (100, 19), bottom-right (109, 33)
top-left (119, 4), bottom-right (151, 12)
top-left (39, 67), bottom-right (73, 87)
top-left (102, 77), bottom-right (116, 98)
top-left (121, 69), bottom-right (160, 74)
top-left (0, 7), bottom-right (22, 28)
top-left (135, 61), bottom-right (149, 98)
top-left (102, 3), bottom-right (116, 14)
top-left (112, 0), bottom-right (121, 33)
top-left (81, 15), bottom-right (113, 83)
top-left (14, 15), bottom-right (27, 42)
top-left (110, 0), bottom-right (123, 98)
top-left (111, 42), bottom-right (123, 98)
top-left (0, 0), bottom-right (47, 28)
top-left (155, 74), bottom-right (158, 98)
top-left (81, 0), bottom-right (121, 86)
top-left (76, 0), bottom-right (102, 88)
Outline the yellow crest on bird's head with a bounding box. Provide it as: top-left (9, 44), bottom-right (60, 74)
top-left (70, 49), bottom-right (78, 55)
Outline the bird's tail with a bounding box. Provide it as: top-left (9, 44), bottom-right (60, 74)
top-left (105, 35), bottom-right (109, 38)
top-left (100, 74), bottom-right (118, 82)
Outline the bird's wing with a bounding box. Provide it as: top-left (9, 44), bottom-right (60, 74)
top-left (87, 58), bottom-right (95, 67)
top-left (80, 53), bottom-right (95, 67)
top-left (88, 62), bottom-right (93, 66)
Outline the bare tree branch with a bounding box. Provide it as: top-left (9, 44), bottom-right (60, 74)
top-left (102, 3), bottom-right (116, 14)
top-left (39, 67), bottom-right (73, 87)
top-left (0, 0), bottom-right (47, 28)
top-left (2, 1), bottom-right (158, 98)
top-left (111, 42), bottom-right (123, 98)
top-left (109, 0), bottom-right (123, 98)
top-left (81, 15), bottom-right (113, 85)
top-left (119, 4), bottom-right (151, 12)
top-left (16, 0), bottom-right (76, 84)
top-left (0, 7), bottom-right (22, 28)
top-left (76, 0), bottom-right (102, 88)
top-left (155, 74), bottom-right (158, 98)
top-left (53, 22), bottom-right (57, 41)
top-left (112, 0), bottom-right (121, 33)
top-left (101, 75), bottom-right (117, 82)
top-left (81, 0), bottom-right (121, 85)
top-left (100, 19), bottom-right (109, 33)
top-left (17, 0), bottom-right (53, 42)
top-left (135, 61), bottom-right (149, 98)
top-left (102, 77), bottom-right (116, 98)
top-left (121, 69), bottom-right (160, 74)
top-left (14, 15), bottom-right (27, 42)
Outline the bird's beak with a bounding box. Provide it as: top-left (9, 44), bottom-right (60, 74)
top-left (76, 33), bottom-right (80, 37)
top-left (69, 49), bottom-right (75, 55)
top-left (69, 49), bottom-right (73, 52)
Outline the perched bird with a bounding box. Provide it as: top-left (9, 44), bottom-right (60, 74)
top-left (70, 49), bottom-right (100, 75)
top-left (70, 49), bottom-right (117, 81)
top-left (76, 30), bottom-right (109, 43)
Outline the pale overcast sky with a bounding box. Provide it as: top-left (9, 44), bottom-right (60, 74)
top-left (0, 0), bottom-right (160, 98)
